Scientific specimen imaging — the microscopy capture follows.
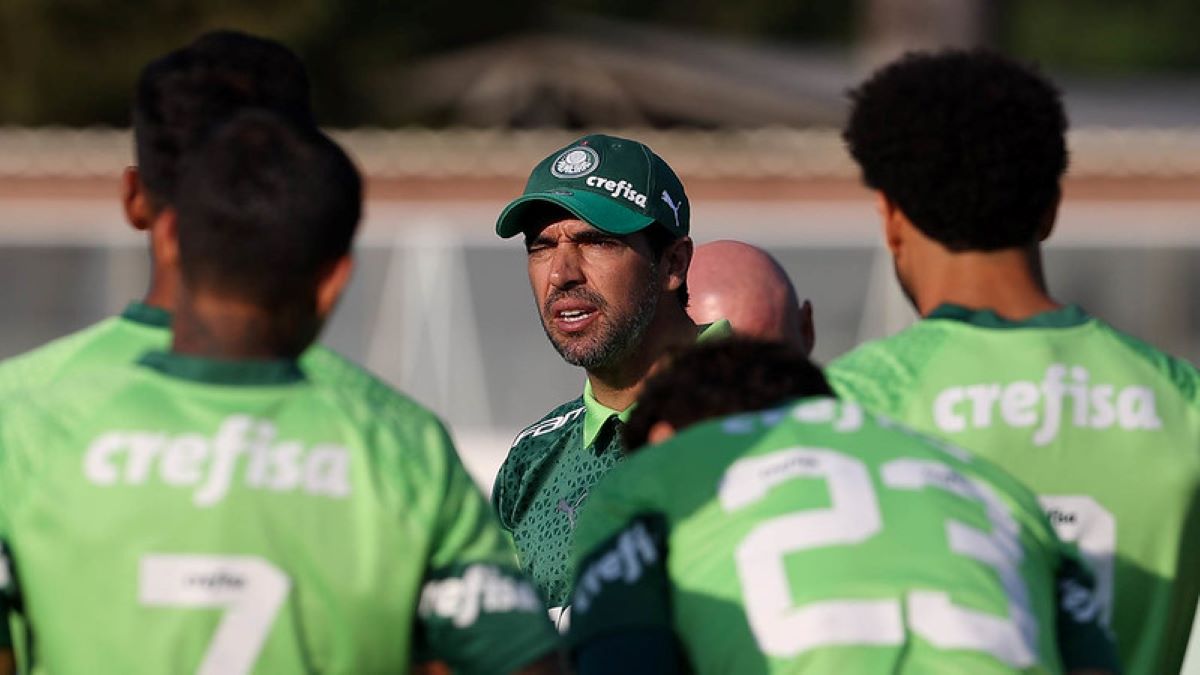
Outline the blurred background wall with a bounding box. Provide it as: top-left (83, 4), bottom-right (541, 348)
top-left (0, 0), bottom-right (1197, 485)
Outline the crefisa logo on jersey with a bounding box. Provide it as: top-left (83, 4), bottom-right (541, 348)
top-left (82, 414), bottom-right (351, 506)
top-left (572, 520), bottom-right (659, 614)
top-left (931, 364), bottom-right (1162, 445)
top-left (418, 564), bottom-right (543, 628)
top-left (551, 146), bottom-right (599, 179)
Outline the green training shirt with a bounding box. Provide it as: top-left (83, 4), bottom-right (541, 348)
top-left (0, 302), bottom-right (378, 400)
top-left (0, 351), bottom-right (557, 674)
top-left (568, 396), bottom-right (1117, 674)
top-left (491, 320), bottom-right (731, 611)
top-left (827, 303), bottom-right (1200, 675)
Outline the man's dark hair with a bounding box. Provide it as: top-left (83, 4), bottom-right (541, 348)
top-left (843, 49), bottom-right (1068, 252)
top-left (174, 110), bottom-right (361, 356)
top-left (134, 30), bottom-right (314, 207)
top-left (623, 339), bottom-right (834, 450)
top-left (643, 223), bottom-right (689, 307)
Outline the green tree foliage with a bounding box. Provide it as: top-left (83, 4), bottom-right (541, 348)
top-left (1006, 0), bottom-right (1200, 72)
top-left (0, 0), bottom-right (1194, 125)
top-left (0, 0), bottom-right (539, 125)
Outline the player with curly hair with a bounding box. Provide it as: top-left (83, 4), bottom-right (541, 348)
top-left (828, 49), bottom-right (1200, 675)
top-left (567, 339), bottom-right (1118, 674)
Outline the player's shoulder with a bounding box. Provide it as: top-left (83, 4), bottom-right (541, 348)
top-left (491, 397), bottom-right (586, 520)
top-left (829, 320), bottom-right (950, 378)
top-left (827, 322), bottom-right (950, 414)
top-left (299, 346), bottom-right (455, 440)
top-left (0, 317), bottom-right (127, 397)
top-left (0, 361), bottom-right (149, 451)
top-left (508, 397), bottom-right (587, 454)
top-left (1089, 318), bottom-right (1200, 405)
top-left (302, 345), bottom-right (427, 410)
top-left (498, 397), bottom-right (586, 478)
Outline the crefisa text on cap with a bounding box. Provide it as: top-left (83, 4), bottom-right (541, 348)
top-left (585, 175), bottom-right (647, 208)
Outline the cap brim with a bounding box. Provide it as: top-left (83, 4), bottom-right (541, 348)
top-left (495, 190), bottom-right (656, 238)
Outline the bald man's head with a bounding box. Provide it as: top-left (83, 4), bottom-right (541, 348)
top-left (688, 240), bottom-right (814, 354)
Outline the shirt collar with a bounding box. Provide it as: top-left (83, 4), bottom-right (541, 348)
top-left (121, 301), bottom-right (172, 329)
top-left (139, 351), bottom-right (306, 386)
top-left (581, 319), bottom-right (732, 448)
top-left (926, 303), bottom-right (1091, 329)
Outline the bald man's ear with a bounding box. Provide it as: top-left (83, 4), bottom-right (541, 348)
top-left (647, 420), bottom-right (677, 446)
top-left (661, 237), bottom-right (693, 296)
top-left (799, 299), bottom-right (815, 355)
top-left (122, 167), bottom-right (159, 232)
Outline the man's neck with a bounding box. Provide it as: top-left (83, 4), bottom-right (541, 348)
top-left (171, 294), bottom-right (296, 361)
top-left (585, 302), bottom-right (699, 412)
top-left (141, 270), bottom-right (175, 312)
top-left (913, 246), bottom-right (1061, 320)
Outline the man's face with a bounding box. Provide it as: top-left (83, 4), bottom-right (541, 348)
top-left (525, 218), bottom-right (662, 370)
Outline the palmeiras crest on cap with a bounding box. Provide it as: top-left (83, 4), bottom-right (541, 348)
top-left (550, 146), bottom-right (599, 179)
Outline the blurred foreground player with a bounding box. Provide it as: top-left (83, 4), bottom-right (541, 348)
top-left (0, 113), bottom-right (559, 674)
top-left (688, 240), bottom-right (815, 353)
top-left (491, 134), bottom-right (730, 619)
top-left (828, 50), bottom-right (1200, 675)
top-left (568, 340), bottom-right (1118, 675)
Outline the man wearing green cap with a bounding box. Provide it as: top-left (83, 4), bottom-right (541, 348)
top-left (492, 134), bottom-right (731, 624)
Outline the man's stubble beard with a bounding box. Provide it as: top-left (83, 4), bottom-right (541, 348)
top-left (541, 265), bottom-right (661, 371)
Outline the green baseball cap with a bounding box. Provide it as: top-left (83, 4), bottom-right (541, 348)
top-left (495, 134), bottom-right (690, 239)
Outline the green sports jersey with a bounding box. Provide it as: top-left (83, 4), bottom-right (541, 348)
top-left (492, 320), bottom-right (732, 612)
top-left (567, 396), bottom-right (1117, 674)
top-left (0, 302), bottom-right (379, 401)
top-left (0, 351), bottom-right (557, 674)
top-left (492, 396), bottom-right (620, 613)
top-left (827, 303), bottom-right (1200, 675)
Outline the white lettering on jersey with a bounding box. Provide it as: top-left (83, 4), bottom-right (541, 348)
top-left (720, 399), bottom-right (865, 437)
top-left (572, 520), bottom-right (658, 614)
top-left (511, 407), bottom-right (584, 447)
top-left (931, 364), bottom-right (1162, 445)
top-left (417, 564), bottom-right (543, 628)
top-left (83, 415), bottom-right (351, 506)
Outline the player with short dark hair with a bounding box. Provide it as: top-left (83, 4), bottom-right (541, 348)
top-left (491, 134), bottom-right (731, 625)
top-left (0, 30), bottom-right (355, 402)
top-left (0, 111), bottom-right (560, 674)
top-left (829, 48), bottom-right (1200, 675)
top-left (172, 108), bottom-right (359, 358)
top-left (622, 339), bottom-right (831, 450)
top-left (569, 339), bottom-right (1118, 675)
top-left (0, 31), bottom-right (559, 673)
top-left (133, 30), bottom-right (315, 212)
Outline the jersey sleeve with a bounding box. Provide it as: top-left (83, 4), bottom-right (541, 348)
top-left (826, 348), bottom-right (905, 417)
top-left (566, 462), bottom-right (679, 668)
top-left (1054, 544), bottom-right (1120, 671)
top-left (413, 420), bottom-right (558, 675)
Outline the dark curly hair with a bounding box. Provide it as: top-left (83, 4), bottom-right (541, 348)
top-left (843, 49), bottom-right (1068, 252)
top-left (622, 339), bottom-right (833, 451)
